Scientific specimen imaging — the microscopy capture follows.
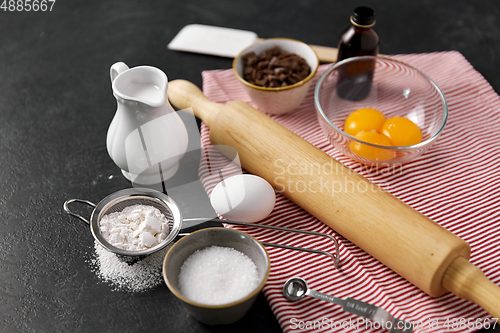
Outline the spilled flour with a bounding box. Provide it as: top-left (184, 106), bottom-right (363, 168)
top-left (89, 240), bottom-right (171, 292)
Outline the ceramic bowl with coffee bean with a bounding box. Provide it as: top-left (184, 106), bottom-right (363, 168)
top-left (233, 38), bottom-right (319, 115)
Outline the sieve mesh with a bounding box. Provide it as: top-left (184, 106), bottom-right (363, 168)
top-left (99, 196), bottom-right (175, 233)
top-left (89, 189), bottom-right (183, 257)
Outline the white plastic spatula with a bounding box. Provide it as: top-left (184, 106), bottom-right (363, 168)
top-left (168, 24), bottom-right (339, 62)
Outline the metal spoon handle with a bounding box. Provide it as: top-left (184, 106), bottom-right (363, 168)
top-left (343, 297), bottom-right (380, 319)
top-left (306, 289), bottom-right (344, 306)
top-left (343, 298), bottom-right (413, 333)
top-left (306, 291), bottom-right (414, 333)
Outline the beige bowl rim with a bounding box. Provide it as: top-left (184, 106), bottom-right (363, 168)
top-left (232, 37), bottom-right (319, 92)
top-left (162, 227), bottom-right (271, 309)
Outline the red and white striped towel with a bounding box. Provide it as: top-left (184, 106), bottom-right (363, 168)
top-left (199, 51), bottom-right (500, 333)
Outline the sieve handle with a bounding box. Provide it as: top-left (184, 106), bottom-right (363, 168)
top-left (182, 218), bottom-right (341, 270)
top-left (63, 199), bottom-right (96, 225)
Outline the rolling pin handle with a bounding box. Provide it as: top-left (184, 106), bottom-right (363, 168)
top-left (167, 79), bottom-right (219, 127)
top-left (443, 257), bottom-right (500, 317)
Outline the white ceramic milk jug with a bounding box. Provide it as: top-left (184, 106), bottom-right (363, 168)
top-left (107, 62), bottom-right (188, 185)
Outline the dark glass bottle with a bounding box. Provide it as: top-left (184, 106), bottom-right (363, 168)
top-left (336, 6), bottom-right (379, 101)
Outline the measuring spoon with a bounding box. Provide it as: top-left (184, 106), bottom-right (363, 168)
top-left (283, 277), bottom-right (413, 333)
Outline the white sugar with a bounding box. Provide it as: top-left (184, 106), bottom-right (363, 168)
top-left (89, 240), bottom-right (170, 292)
top-left (178, 246), bottom-right (259, 305)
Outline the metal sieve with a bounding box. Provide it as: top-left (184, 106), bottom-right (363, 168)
top-left (64, 188), bottom-right (341, 269)
top-left (64, 188), bottom-right (183, 258)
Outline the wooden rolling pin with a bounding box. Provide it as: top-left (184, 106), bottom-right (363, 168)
top-left (167, 79), bottom-right (500, 317)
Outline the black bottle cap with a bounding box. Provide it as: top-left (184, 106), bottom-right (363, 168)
top-left (352, 6), bottom-right (375, 26)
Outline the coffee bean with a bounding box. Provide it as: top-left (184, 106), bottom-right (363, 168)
top-left (241, 46), bottom-right (311, 88)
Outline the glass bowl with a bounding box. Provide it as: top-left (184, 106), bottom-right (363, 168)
top-left (315, 56), bottom-right (448, 166)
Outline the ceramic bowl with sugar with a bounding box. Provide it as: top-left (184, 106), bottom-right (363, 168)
top-left (233, 38), bottom-right (319, 115)
top-left (162, 228), bottom-right (270, 325)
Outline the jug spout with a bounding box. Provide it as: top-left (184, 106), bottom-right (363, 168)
top-left (110, 62), bottom-right (168, 108)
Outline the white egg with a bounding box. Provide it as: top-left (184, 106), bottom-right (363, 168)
top-left (210, 174), bottom-right (276, 223)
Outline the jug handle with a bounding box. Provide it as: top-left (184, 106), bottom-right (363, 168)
top-left (110, 62), bottom-right (130, 83)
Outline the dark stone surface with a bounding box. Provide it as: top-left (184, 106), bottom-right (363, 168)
top-left (0, 0), bottom-right (499, 332)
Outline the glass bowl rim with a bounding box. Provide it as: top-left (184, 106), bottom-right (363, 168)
top-left (314, 55), bottom-right (449, 150)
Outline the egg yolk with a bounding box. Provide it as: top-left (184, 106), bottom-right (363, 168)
top-left (381, 117), bottom-right (422, 146)
top-left (349, 131), bottom-right (395, 162)
top-left (344, 108), bottom-right (386, 136)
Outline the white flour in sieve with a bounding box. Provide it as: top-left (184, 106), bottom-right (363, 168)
top-left (89, 240), bottom-right (171, 292)
top-left (99, 204), bottom-right (170, 250)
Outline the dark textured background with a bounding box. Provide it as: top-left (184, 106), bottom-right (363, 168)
top-left (1, 0), bottom-right (499, 332)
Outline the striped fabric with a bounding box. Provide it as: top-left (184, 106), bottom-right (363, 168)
top-left (199, 51), bottom-right (500, 333)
